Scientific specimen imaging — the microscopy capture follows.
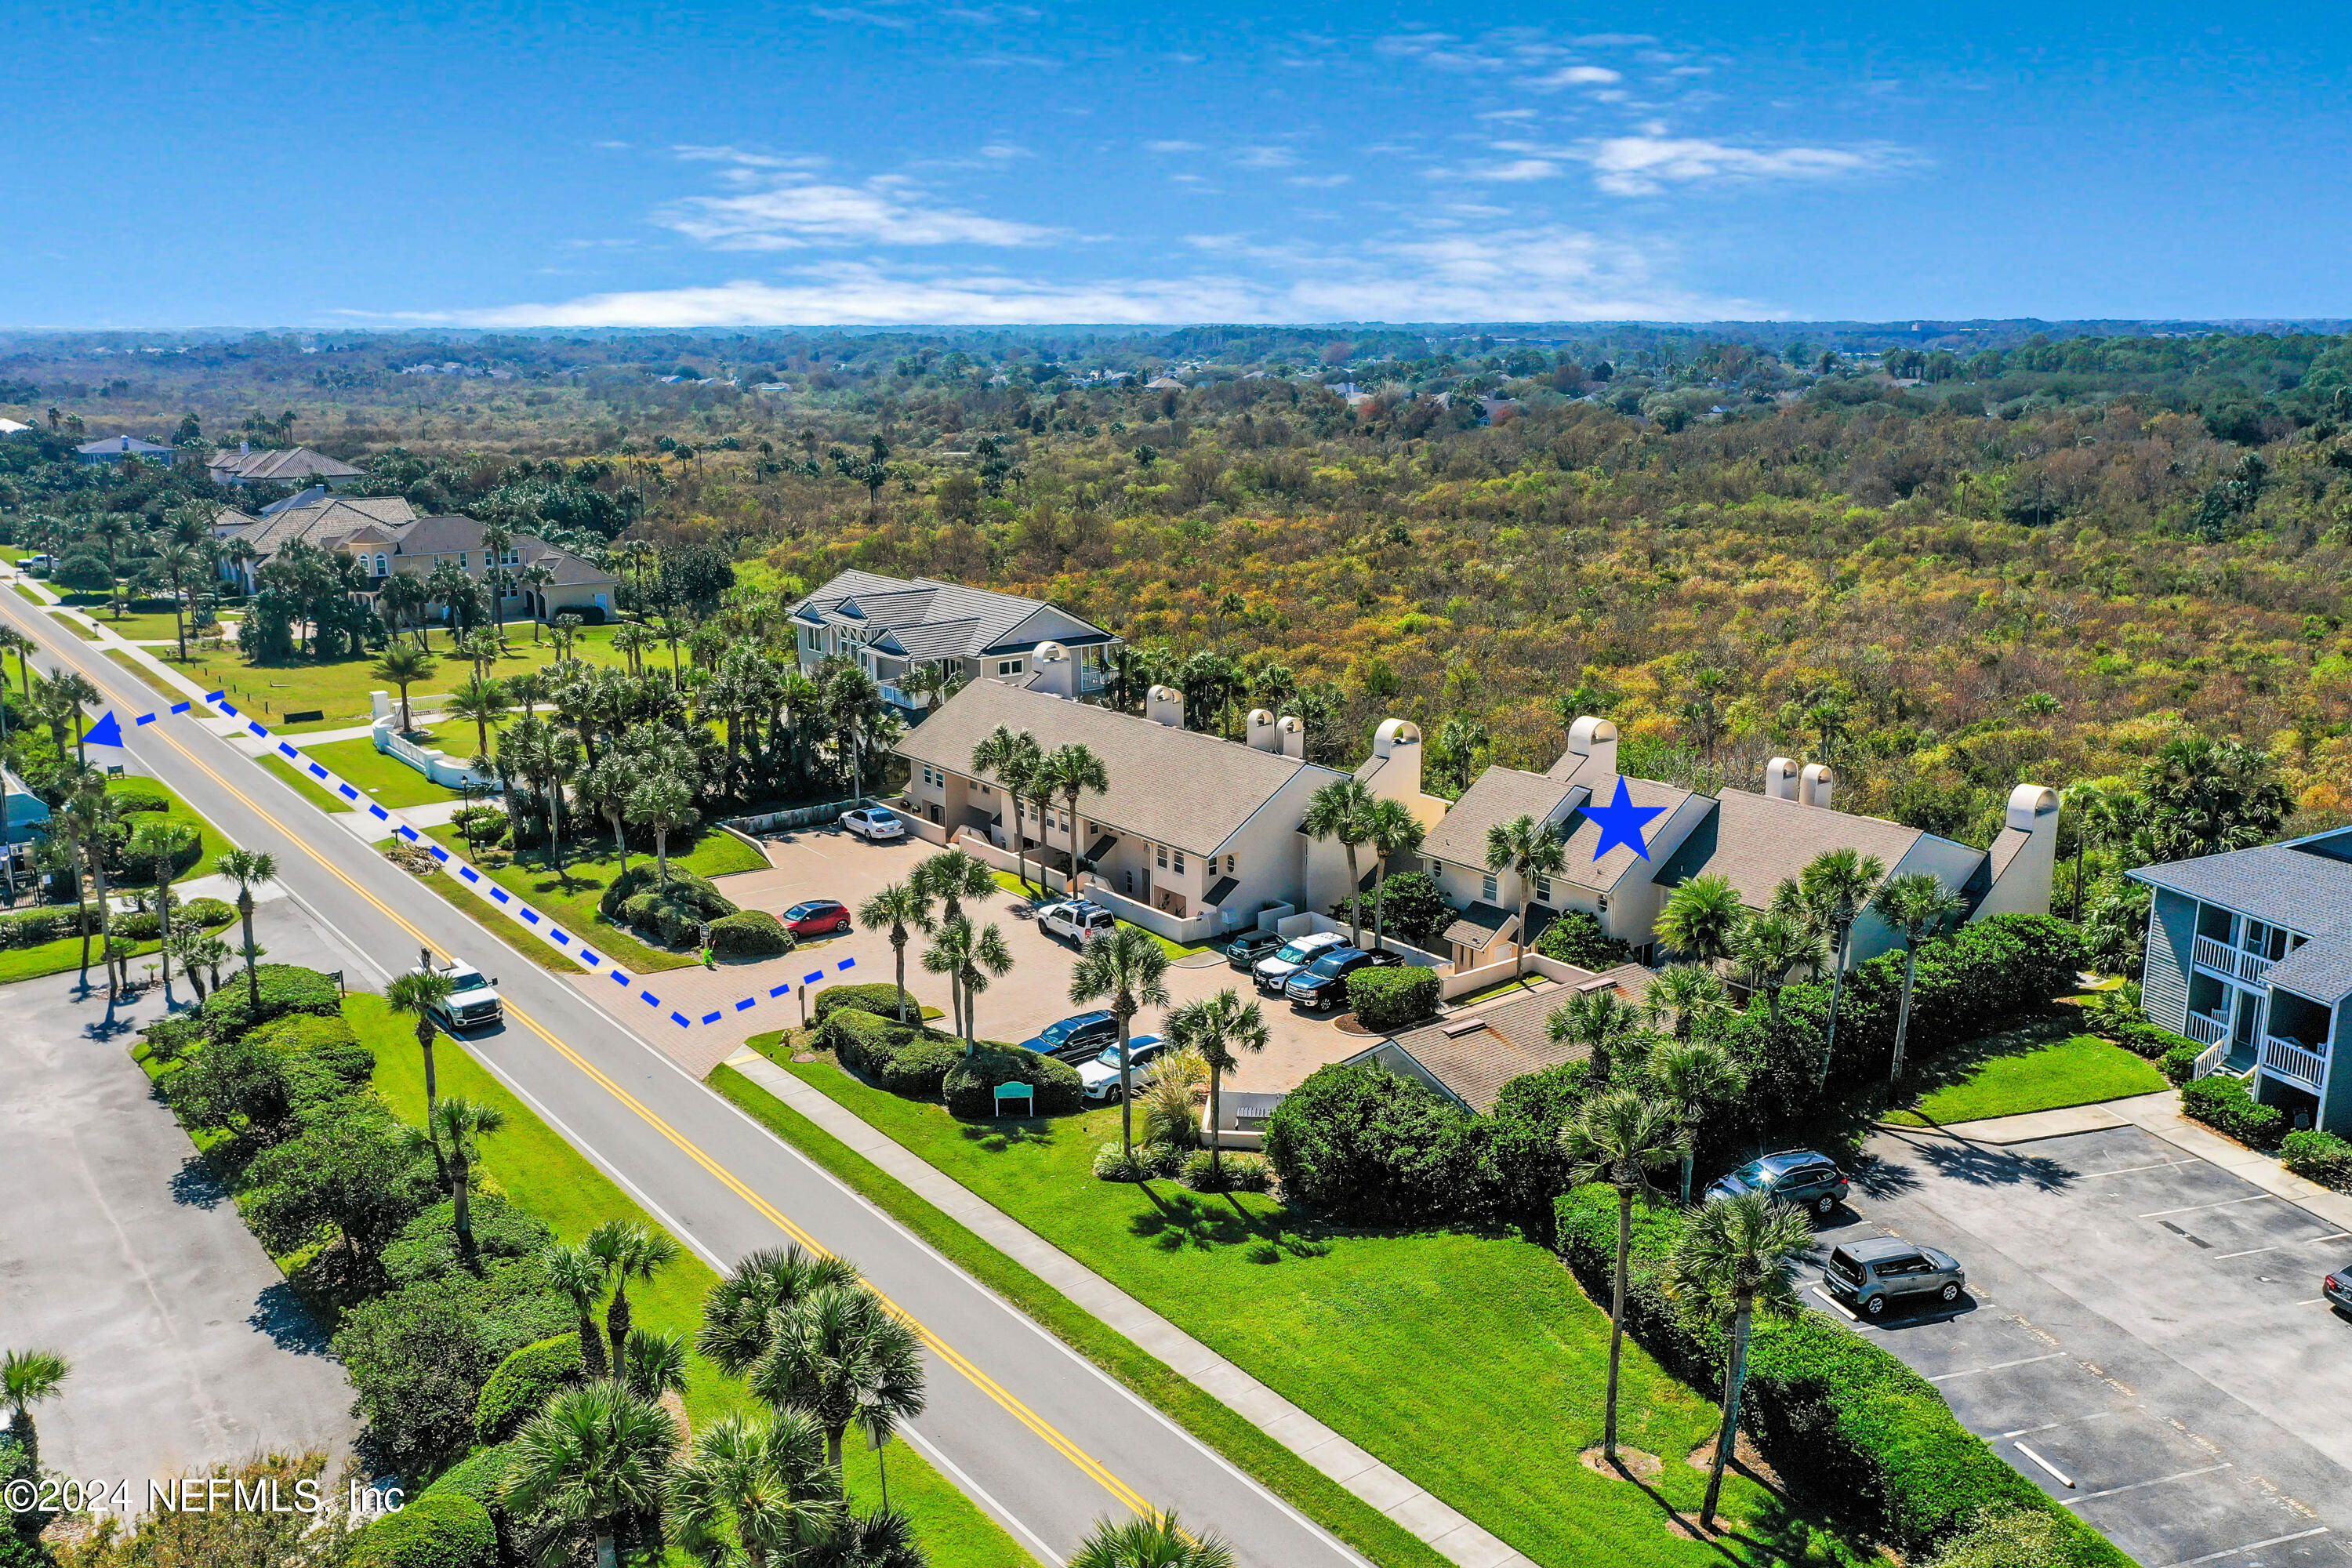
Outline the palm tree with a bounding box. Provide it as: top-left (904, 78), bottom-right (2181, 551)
top-left (1798, 848), bottom-right (1887, 1089)
top-left (125, 819), bottom-right (188, 996)
top-left (629, 772), bottom-right (699, 889)
top-left (447, 673), bottom-right (511, 759)
top-left (971, 724), bottom-right (1045, 890)
top-left (1729, 910), bottom-right (1821, 1029)
top-left (1563, 1087), bottom-right (1685, 1462)
top-left (0, 626), bottom-right (32, 701)
top-left (2, 1348), bottom-right (70, 1467)
top-left (517, 562), bottom-right (557, 640)
top-left (545, 1240), bottom-right (613, 1376)
top-left (1485, 813), bottom-right (1566, 980)
top-left (1546, 985), bottom-right (1642, 1080)
top-left (151, 539), bottom-right (202, 662)
top-left (429, 1096), bottom-right (506, 1253)
top-left (856, 882), bottom-right (934, 1025)
top-left (1035, 742), bottom-right (1109, 886)
top-left (912, 848), bottom-right (996, 926)
top-left (1657, 873), bottom-right (1743, 970)
top-left (371, 644), bottom-right (437, 734)
top-left (1642, 963), bottom-right (1729, 1042)
top-left (588, 1220), bottom-right (682, 1374)
top-left (1069, 926), bottom-right (1171, 1156)
top-left (1069, 1511), bottom-right (1236, 1568)
top-left (746, 1283), bottom-right (927, 1472)
top-left (2060, 780), bottom-right (2107, 920)
top-left (1649, 1039), bottom-right (1748, 1204)
top-left (1363, 796), bottom-right (1425, 953)
top-left (921, 916), bottom-right (1013, 1053)
top-left (1673, 1192), bottom-right (1813, 1530)
top-left (669, 1407), bottom-right (843, 1568)
top-left (60, 781), bottom-right (121, 996)
top-left (622, 1327), bottom-right (691, 1407)
top-left (385, 967), bottom-right (457, 1131)
top-left (504, 1383), bottom-right (678, 1568)
top-left (576, 756), bottom-right (633, 877)
top-left (1303, 777), bottom-right (1377, 947)
top-left (1164, 989), bottom-right (1269, 1185)
top-left (1872, 872), bottom-right (1964, 1085)
top-left (699, 1245), bottom-right (865, 1377)
top-left (212, 848), bottom-right (276, 1012)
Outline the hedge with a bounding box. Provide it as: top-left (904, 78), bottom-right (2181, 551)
top-left (2181, 1075), bottom-right (2286, 1149)
top-left (1347, 965), bottom-right (1440, 1032)
top-left (2110, 1018), bottom-right (2196, 1060)
top-left (180, 895), bottom-right (238, 927)
top-left (2161, 1041), bottom-right (2203, 1086)
top-left (383, 1196), bottom-right (555, 1287)
top-left (1534, 910), bottom-right (1633, 970)
top-left (248, 1012), bottom-right (373, 1087)
top-left (474, 1331), bottom-right (585, 1445)
top-left (198, 964), bottom-right (343, 1040)
top-left (823, 1008), bottom-right (962, 1099)
top-left (709, 909), bottom-right (795, 956)
top-left (0, 904), bottom-right (101, 950)
top-left (943, 1043), bottom-right (1083, 1119)
top-left (348, 1491), bottom-right (496, 1568)
top-left (2282, 1129), bottom-right (2352, 1191)
top-left (1555, 1186), bottom-right (2128, 1567)
top-left (813, 982), bottom-right (920, 1022)
top-left (597, 864), bottom-right (735, 941)
top-left (419, 1443), bottom-right (516, 1563)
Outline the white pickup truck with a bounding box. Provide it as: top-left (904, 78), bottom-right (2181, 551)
top-left (410, 958), bottom-right (504, 1031)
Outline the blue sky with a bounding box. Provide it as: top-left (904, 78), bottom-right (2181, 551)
top-left (6, 3), bottom-right (2347, 328)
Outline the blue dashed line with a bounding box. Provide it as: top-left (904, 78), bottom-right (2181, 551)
top-left (804, 971), bottom-right (823, 985)
top-left (490, 888), bottom-right (510, 904)
top-left (612, 971), bottom-right (629, 985)
top-left (276, 742), bottom-right (296, 758)
top-left (735, 997), bottom-right (756, 1012)
top-left (673, 1012), bottom-right (692, 1028)
top-left (581, 950), bottom-right (600, 966)
top-left (170, 702), bottom-right (191, 714)
top-left (769, 984), bottom-right (790, 998)
top-left (136, 713), bottom-right (155, 725)
top-left (550, 930), bottom-right (569, 946)
top-left (307, 762), bottom-right (328, 779)
top-left (642, 992), bottom-right (660, 1007)
top-left (837, 957), bottom-right (856, 971)
top-left (337, 784), bottom-right (358, 800)
top-left (701, 1011), bottom-right (721, 1025)
top-left (518, 909), bottom-right (539, 925)
top-left (368, 805), bottom-right (389, 820)
top-left (459, 866), bottom-right (478, 882)
top-left (429, 847), bottom-right (448, 862)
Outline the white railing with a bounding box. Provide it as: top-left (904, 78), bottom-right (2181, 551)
top-left (2260, 1035), bottom-right (2328, 1091)
top-left (2190, 1038), bottom-right (2232, 1080)
top-left (2180, 1010), bottom-right (2228, 1046)
top-left (724, 797), bottom-right (867, 833)
top-left (1079, 664), bottom-right (1112, 692)
top-left (2192, 935), bottom-right (2274, 984)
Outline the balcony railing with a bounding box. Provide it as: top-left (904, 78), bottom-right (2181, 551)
top-left (2192, 935), bottom-right (2274, 985)
top-left (1079, 663), bottom-right (1112, 691)
top-left (2260, 1035), bottom-right (2329, 1092)
top-left (2180, 1010), bottom-right (2228, 1046)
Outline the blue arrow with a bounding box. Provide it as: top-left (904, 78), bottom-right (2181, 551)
top-left (82, 710), bottom-right (124, 749)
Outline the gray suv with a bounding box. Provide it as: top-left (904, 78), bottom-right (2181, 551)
top-left (1824, 1237), bottom-right (1966, 1318)
top-left (1704, 1150), bottom-right (1849, 1216)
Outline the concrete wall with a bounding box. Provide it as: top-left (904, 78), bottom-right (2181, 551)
top-left (369, 692), bottom-right (495, 790)
top-left (1080, 878), bottom-right (1217, 944)
top-left (1439, 951), bottom-right (1599, 1002)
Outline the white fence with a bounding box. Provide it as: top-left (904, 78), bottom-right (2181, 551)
top-left (1272, 910), bottom-right (1450, 971)
top-left (725, 797), bottom-right (869, 834)
top-left (1440, 950), bottom-right (1609, 1002)
top-left (1080, 879), bottom-right (1218, 945)
top-left (371, 695), bottom-right (496, 791)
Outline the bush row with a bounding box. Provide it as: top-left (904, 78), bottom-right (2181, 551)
top-left (709, 909), bottom-right (793, 956)
top-left (1555, 1186), bottom-right (2129, 1567)
top-left (2282, 1129), bottom-right (2352, 1190)
top-left (2182, 1075), bottom-right (2288, 1149)
top-left (597, 864), bottom-right (738, 947)
top-left (2109, 1018), bottom-right (2198, 1060)
top-left (943, 1043), bottom-right (1081, 1118)
top-left (0, 894), bottom-right (232, 950)
top-left (813, 982), bottom-right (920, 1022)
top-left (821, 1007), bottom-right (963, 1098)
top-left (1346, 965), bottom-right (1440, 1032)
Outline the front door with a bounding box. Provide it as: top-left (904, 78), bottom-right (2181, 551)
top-left (2232, 987), bottom-right (2266, 1049)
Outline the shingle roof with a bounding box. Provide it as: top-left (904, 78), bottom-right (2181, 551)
top-left (76, 434), bottom-right (172, 456)
top-left (895, 679), bottom-right (1336, 856)
top-left (223, 495), bottom-right (419, 556)
top-left (1420, 767), bottom-right (1576, 869)
top-left (1383, 964), bottom-right (1654, 1112)
top-left (2261, 928), bottom-right (2352, 1004)
top-left (792, 569), bottom-right (1110, 661)
top-left (2128, 841), bottom-right (2352, 937)
top-left (1652, 789), bottom-right (1926, 907)
top-left (207, 445), bottom-right (365, 483)
top-left (1556, 777), bottom-right (1696, 891)
top-left (1443, 902), bottom-right (1517, 953)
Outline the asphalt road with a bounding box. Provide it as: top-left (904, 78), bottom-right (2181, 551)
top-left (0, 590), bottom-right (1370, 1568)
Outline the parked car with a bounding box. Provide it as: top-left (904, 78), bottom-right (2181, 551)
top-left (839, 806), bottom-right (906, 842)
top-left (1705, 1150), bottom-right (1851, 1215)
top-left (781, 899), bottom-right (851, 938)
top-left (408, 959), bottom-right (503, 1031)
top-left (1076, 1034), bottom-right (1170, 1102)
top-left (1036, 899), bottom-right (1117, 946)
top-left (1283, 946), bottom-right (1397, 1011)
top-left (1253, 931), bottom-right (1348, 992)
top-left (1018, 1010), bottom-right (1120, 1064)
top-left (1823, 1237), bottom-right (1966, 1318)
top-left (1225, 930), bottom-right (1287, 971)
top-left (2325, 1263), bottom-right (2352, 1316)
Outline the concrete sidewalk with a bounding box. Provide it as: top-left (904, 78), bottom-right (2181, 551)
top-left (723, 1048), bottom-right (1538, 1568)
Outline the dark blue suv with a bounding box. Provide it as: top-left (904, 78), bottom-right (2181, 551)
top-left (1018, 1010), bottom-right (1120, 1064)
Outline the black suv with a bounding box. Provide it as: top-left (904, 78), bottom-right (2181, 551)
top-left (1704, 1150), bottom-right (1851, 1215)
top-left (1226, 931), bottom-right (1287, 971)
top-left (1283, 947), bottom-right (1398, 1011)
top-left (1018, 1011), bottom-right (1120, 1064)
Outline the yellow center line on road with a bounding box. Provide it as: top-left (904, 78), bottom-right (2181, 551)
top-left (46, 626), bottom-right (1157, 1523)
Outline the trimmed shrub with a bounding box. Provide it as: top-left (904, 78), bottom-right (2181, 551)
top-left (1094, 1142), bottom-right (1184, 1181)
top-left (108, 779), bottom-right (172, 814)
top-left (333, 1265), bottom-right (572, 1478)
top-left (1347, 965), bottom-right (1440, 1032)
top-left (348, 1490), bottom-right (496, 1568)
top-left (383, 1196), bottom-right (555, 1286)
top-left (179, 895), bottom-right (238, 927)
top-left (943, 1043), bottom-right (1083, 1119)
top-left (419, 1443), bottom-right (517, 1563)
top-left (1179, 1149), bottom-right (1270, 1192)
top-left (1534, 909), bottom-right (1633, 970)
top-left (2281, 1129), bottom-right (2352, 1191)
top-left (0, 904), bottom-right (97, 950)
top-left (821, 1009), bottom-right (953, 1094)
top-left (709, 909), bottom-right (795, 956)
top-left (1264, 1062), bottom-right (1476, 1222)
top-left (2181, 1075), bottom-right (2287, 1149)
top-left (474, 1332), bottom-right (585, 1444)
top-left (814, 982), bottom-right (921, 1023)
top-left (2111, 1018), bottom-right (2196, 1060)
top-left (2160, 1041), bottom-right (2203, 1087)
top-left (597, 863), bottom-right (733, 924)
top-left (198, 964), bottom-right (342, 1040)
top-left (249, 1011), bottom-right (372, 1086)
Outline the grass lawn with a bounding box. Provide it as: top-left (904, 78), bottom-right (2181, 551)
top-left (53, 612), bottom-right (103, 641)
top-left (421, 821), bottom-right (767, 974)
top-left (988, 870), bottom-right (1215, 960)
top-left (402, 862), bottom-right (579, 973)
top-left (0, 902), bottom-right (241, 987)
top-left (13, 581), bottom-right (53, 606)
top-left (258, 753), bottom-right (354, 814)
top-left (350, 996), bottom-right (1030, 1564)
top-left (1450, 973), bottom-right (1555, 1009)
top-left (749, 1036), bottom-right (1872, 1568)
top-left (73, 608), bottom-right (230, 644)
top-left (298, 735), bottom-right (464, 808)
top-left (1884, 1014), bottom-right (2167, 1127)
top-left (102, 648), bottom-right (199, 709)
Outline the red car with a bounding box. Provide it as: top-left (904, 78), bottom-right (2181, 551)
top-left (782, 899), bottom-right (851, 938)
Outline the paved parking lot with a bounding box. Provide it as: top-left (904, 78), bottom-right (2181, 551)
top-left (606, 825), bottom-right (1372, 1087)
top-left (1808, 1122), bottom-right (2352, 1568)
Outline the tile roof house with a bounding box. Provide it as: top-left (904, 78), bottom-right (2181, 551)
top-left (789, 568), bottom-right (1120, 717)
top-left (2129, 826), bottom-right (2352, 1132)
top-left (76, 434), bottom-right (173, 465)
top-left (1340, 963), bottom-right (1656, 1112)
top-left (895, 663), bottom-right (1447, 942)
top-left (1421, 717), bottom-right (2059, 971)
top-left (206, 443), bottom-right (365, 488)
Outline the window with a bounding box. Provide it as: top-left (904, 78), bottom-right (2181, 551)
top-left (1482, 873), bottom-right (1499, 902)
top-left (501, 547), bottom-right (521, 567)
top-left (1156, 844), bottom-right (1168, 869)
top-left (996, 659), bottom-right (1025, 677)
top-left (1225, 855), bottom-right (1235, 875)
top-left (1535, 873), bottom-right (1553, 902)
top-left (373, 552), bottom-right (387, 576)
top-left (1172, 850), bottom-right (1185, 874)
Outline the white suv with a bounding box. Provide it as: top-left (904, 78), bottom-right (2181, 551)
top-left (1036, 899), bottom-right (1116, 946)
top-left (840, 806), bottom-right (906, 842)
top-left (1253, 931), bottom-right (1347, 992)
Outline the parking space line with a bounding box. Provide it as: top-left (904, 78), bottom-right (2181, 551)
top-left (2302, 1232), bottom-right (2352, 1245)
top-left (2002, 1412), bottom-right (2116, 1439)
top-left (2157, 1527), bottom-right (2329, 1568)
top-left (1810, 1285), bottom-right (1860, 1322)
top-left (2013, 1442), bottom-right (2075, 1488)
top-left (2061, 1463), bottom-right (2231, 1504)
top-left (1929, 1352), bottom-right (2068, 1382)
top-left (2096, 1157), bottom-right (2205, 1177)
top-left (2214, 1243), bottom-right (2296, 1259)
top-left (2140, 1195), bottom-right (2278, 1219)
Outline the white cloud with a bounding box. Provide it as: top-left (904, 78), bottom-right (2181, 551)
top-left (1581, 134), bottom-right (1907, 194)
top-left (1524, 64), bottom-right (1621, 89)
top-left (978, 142), bottom-right (1029, 160)
top-left (1287, 173), bottom-right (1352, 188)
top-left (674, 146), bottom-right (827, 171)
top-left (1468, 158), bottom-right (1559, 182)
top-left (1232, 145), bottom-right (1298, 169)
top-left (809, 5), bottom-right (913, 28)
top-left (1145, 140), bottom-right (1204, 153)
top-left (659, 172), bottom-right (1058, 249)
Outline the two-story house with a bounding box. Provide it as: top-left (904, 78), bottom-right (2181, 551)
top-left (788, 569), bottom-right (1119, 720)
top-left (2129, 829), bottom-right (2352, 1132)
top-left (206, 443), bottom-right (365, 489)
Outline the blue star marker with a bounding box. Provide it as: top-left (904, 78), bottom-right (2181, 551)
top-left (1585, 777), bottom-right (1667, 861)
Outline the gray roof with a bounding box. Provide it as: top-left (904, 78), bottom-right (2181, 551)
top-left (77, 434), bottom-right (172, 456)
top-left (2262, 930), bottom-right (2352, 1004)
top-left (895, 679), bottom-right (1338, 856)
top-left (2129, 837), bottom-right (2352, 938)
top-left (219, 499), bottom-right (611, 590)
top-left (1421, 767), bottom-right (1576, 869)
top-left (1424, 760), bottom-right (1693, 892)
top-left (1443, 902), bottom-right (1518, 953)
top-left (1557, 777), bottom-right (1696, 891)
top-left (223, 495), bottom-right (418, 556)
top-left (1653, 788), bottom-right (1926, 908)
top-left (1384, 964), bottom-right (1653, 1112)
top-left (207, 445), bottom-right (364, 482)
top-left (792, 569), bottom-right (1110, 661)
